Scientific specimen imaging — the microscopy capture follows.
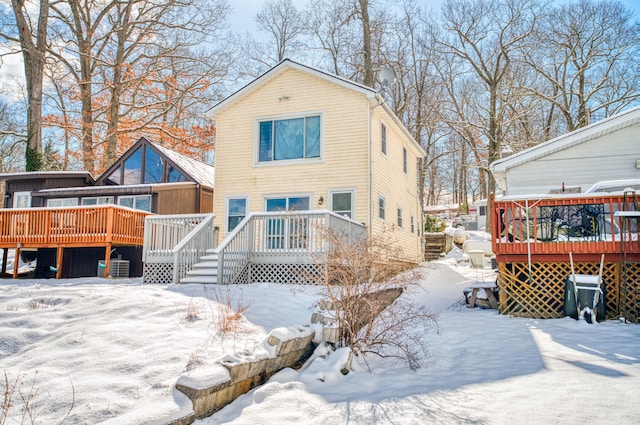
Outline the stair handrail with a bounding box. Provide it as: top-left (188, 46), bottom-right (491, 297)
top-left (212, 213), bottom-right (255, 285)
top-left (171, 214), bottom-right (217, 284)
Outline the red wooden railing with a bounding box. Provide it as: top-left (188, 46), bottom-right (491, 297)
top-left (491, 193), bottom-right (639, 261)
top-left (0, 205), bottom-right (151, 248)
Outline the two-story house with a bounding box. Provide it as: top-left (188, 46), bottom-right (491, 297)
top-left (206, 59), bottom-right (425, 264)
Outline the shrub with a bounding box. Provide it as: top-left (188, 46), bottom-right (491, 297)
top-left (424, 214), bottom-right (446, 233)
top-left (308, 225), bottom-right (438, 371)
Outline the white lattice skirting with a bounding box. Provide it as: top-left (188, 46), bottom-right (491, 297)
top-left (144, 262), bottom-right (321, 285)
top-left (249, 263), bottom-right (320, 285)
top-left (143, 263), bottom-right (174, 285)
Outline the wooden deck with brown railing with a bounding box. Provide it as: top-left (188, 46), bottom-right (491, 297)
top-left (490, 193), bottom-right (639, 322)
top-left (491, 193), bottom-right (639, 262)
top-left (0, 205), bottom-right (151, 278)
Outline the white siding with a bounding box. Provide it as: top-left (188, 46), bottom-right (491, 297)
top-left (504, 125), bottom-right (640, 196)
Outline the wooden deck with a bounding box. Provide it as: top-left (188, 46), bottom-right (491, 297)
top-left (490, 193), bottom-right (639, 322)
top-left (0, 205), bottom-right (151, 278)
top-left (491, 193), bottom-right (639, 262)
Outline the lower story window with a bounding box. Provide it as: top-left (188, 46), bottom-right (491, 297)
top-left (397, 206), bottom-right (403, 228)
top-left (118, 195), bottom-right (152, 212)
top-left (378, 195), bottom-right (386, 221)
top-left (47, 198), bottom-right (79, 207)
top-left (227, 197), bottom-right (247, 232)
top-left (81, 196), bottom-right (115, 206)
top-left (330, 190), bottom-right (354, 218)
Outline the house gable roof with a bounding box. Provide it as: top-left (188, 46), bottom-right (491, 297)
top-left (96, 137), bottom-right (215, 188)
top-left (491, 106), bottom-right (640, 174)
top-left (206, 59), bottom-right (378, 120)
top-left (206, 59), bottom-right (425, 157)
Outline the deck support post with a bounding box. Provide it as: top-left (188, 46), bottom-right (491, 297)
top-left (103, 245), bottom-right (112, 278)
top-left (56, 246), bottom-right (64, 279)
top-left (1, 248), bottom-right (8, 274)
top-left (12, 247), bottom-right (20, 279)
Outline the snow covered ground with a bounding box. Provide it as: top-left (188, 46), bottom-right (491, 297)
top-left (1, 231), bottom-right (639, 424)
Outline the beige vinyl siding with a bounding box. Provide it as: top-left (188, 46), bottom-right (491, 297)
top-left (215, 68), bottom-right (371, 229)
top-left (370, 108), bottom-right (423, 262)
top-left (214, 65), bottom-right (424, 262)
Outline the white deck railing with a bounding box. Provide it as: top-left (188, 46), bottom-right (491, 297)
top-left (215, 210), bottom-right (366, 285)
top-left (143, 214), bottom-right (218, 282)
top-left (142, 210), bottom-right (365, 285)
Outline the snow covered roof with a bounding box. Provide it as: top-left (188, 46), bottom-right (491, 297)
top-left (146, 140), bottom-right (215, 188)
top-left (0, 171), bottom-right (94, 182)
top-left (490, 106), bottom-right (640, 174)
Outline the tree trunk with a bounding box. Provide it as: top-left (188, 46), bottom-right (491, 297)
top-left (11, 0), bottom-right (49, 171)
top-left (358, 0), bottom-right (374, 88)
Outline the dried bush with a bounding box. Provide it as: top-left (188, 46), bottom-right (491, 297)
top-left (2, 370), bottom-right (73, 425)
top-left (309, 225), bottom-right (438, 370)
top-left (204, 286), bottom-right (253, 336)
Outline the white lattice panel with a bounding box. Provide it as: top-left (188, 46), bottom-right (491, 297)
top-left (144, 263), bottom-right (174, 285)
top-left (250, 263), bottom-right (320, 285)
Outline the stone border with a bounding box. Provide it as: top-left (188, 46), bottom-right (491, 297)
top-left (168, 326), bottom-right (317, 424)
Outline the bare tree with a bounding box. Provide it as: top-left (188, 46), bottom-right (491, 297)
top-left (255, 0), bottom-right (304, 63)
top-left (0, 96), bottom-right (25, 172)
top-left (304, 0), bottom-right (356, 76)
top-left (380, 0), bottom-right (450, 211)
top-left (48, 0), bottom-right (119, 173)
top-left (309, 224), bottom-right (438, 370)
top-left (1, 0), bottom-right (56, 171)
top-left (523, 0), bottom-right (639, 131)
top-left (437, 0), bottom-right (544, 193)
top-left (47, 0), bottom-right (230, 173)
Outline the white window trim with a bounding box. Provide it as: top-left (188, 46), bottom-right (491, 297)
top-left (47, 197), bottom-right (79, 207)
top-left (254, 111), bottom-right (325, 167)
top-left (13, 191), bottom-right (31, 208)
top-left (328, 189), bottom-right (355, 219)
top-left (378, 194), bottom-right (386, 221)
top-left (225, 195), bottom-right (249, 234)
top-left (81, 196), bottom-right (115, 205)
top-left (397, 205), bottom-right (403, 228)
top-left (117, 194), bottom-right (152, 211)
top-left (411, 215), bottom-right (415, 234)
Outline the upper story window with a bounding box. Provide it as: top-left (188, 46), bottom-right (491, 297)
top-left (397, 206), bottom-right (403, 228)
top-left (104, 145), bottom-right (187, 185)
top-left (259, 115), bottom-right (321, 163)
top-left (381, 123), bottom-right (387, 155)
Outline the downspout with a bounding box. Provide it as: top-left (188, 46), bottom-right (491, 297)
top-left (195, 183), bottom-right (201, 213)
top-left (369, 94), bottom-right (385, 239)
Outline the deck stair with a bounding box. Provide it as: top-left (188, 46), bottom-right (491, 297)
top-left (180, 250), bottom-right (219, 284)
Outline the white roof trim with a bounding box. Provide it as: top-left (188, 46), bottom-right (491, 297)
top-left (490, 106), bottom-right (640, 174)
